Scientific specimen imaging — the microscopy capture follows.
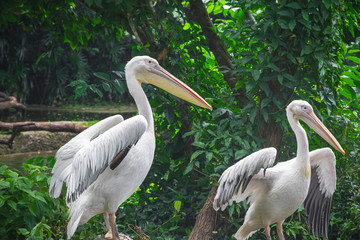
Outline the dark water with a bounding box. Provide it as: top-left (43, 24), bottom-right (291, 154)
top-left (0, 105), bottom-right (136, 122)
top-left (0, 151), bottom-right (56, 170)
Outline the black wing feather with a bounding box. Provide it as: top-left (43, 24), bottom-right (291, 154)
top-left (304, 166), bottom-right (333, 239)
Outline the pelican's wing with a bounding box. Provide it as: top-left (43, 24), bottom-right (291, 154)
top-left (49, 115), bottom-right (124, 198)
top-left (213, 147), bottom-right (277, 211)
top-left (65, 115), bottom-right (147, 203)
top-left (304, 148), bottom-right (337, 239)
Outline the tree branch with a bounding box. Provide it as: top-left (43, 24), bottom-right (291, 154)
top-left (0, 121), bottom-right (87, 148)
top-left (187, 0), bottom-right (246, 105)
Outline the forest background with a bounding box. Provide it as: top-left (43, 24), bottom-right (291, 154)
top-left (0, 0), bottom-right (359, 239)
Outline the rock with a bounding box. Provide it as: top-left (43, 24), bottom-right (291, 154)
top-left (0, 131), bottom-right (76, 154)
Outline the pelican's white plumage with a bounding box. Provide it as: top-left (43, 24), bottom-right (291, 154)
top-left (213, 100), bottom-right (345, 240)
top-left (49, 56), bottom-right (212, 239)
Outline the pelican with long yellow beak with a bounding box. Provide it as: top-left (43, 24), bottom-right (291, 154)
top-left (49, 56), bottom-right (212, 239)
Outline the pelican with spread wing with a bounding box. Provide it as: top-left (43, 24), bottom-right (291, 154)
top-left (49, 56), bottom-right (212, 239)
top-left (213, 100), bottom-right (345, 240)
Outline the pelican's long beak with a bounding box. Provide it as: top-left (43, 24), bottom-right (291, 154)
top-left (141, 64), bottom-right (212, 110)
top-left (302, 112), bottom-right (345, 155)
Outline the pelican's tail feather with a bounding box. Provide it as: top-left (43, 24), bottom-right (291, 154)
top-left (67, 198), bottom-right (87, 239)
top-left (66, 191), bottom-right (98, 239)
top-left (67, 201), bottom-right (85, 239)
top-left (234, 226), bottom-right (257, 240)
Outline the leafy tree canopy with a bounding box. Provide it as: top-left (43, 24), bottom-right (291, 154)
top-left (0, 0), bottom-right (359, 239)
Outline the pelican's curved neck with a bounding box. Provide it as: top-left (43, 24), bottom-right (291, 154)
top-left (287, 111), bottom-right (309, 162)
top-left (126, 74), bottom-right (154, 133)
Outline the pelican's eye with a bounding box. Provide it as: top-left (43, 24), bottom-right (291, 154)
top-left (302, 105), bottom-right (312, 113)
top-left (146, 59), bottom-right (157, 67)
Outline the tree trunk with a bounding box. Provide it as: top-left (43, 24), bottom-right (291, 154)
top-left (189, 185), bottom-right (218, 240)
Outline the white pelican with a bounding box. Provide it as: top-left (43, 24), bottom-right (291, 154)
top-left (213, 100), bottom-right (345, 240)
top-left (49, 56), bottom-right (212, 239)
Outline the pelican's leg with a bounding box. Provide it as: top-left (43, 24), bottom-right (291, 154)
top-left (103, 212), bottom-right (113, 239)
top-left (264, 225), bottom-right (272, 240)
top-left (109, 213), bottom-right (120, 240)
top-left (276, 221), bottom-right (285, 240)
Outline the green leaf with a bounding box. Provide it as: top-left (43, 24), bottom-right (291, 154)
top-left (249, 107), bottom-right (257, 124)
top-left (70, 80), bottom-right (88, 98)
top-left (278, 10), bottom-right (293, 17)
top-left (194, 161), bottom-right (200, 168)
top-left (341, 76), bottom-right (355, 86)
top-left (225, 138), bottom-right (232, 148)
top-left (206, 151), bottom-right (214, 161)
top-left (259, 82), bottom-right (270, 96)
top-left (260, 98), bottom-right (272, 109)
top-left (17, 228), bottom-right (29, 236)
top-left (260, 108), bottom-right (269, 122)
top-left (212, 108), bottom-right (227, 118)
top-left (174, 200), bottom-right (181, 212)
top-left (0, 180), bottom-right (10, 190)
top-left (278, 75), bottom-right (284, 84)
top-left (102, 82), bottom-right (112, 92)
top-left (7, 200), bottom-right (17, 211)
top-left (289, 19), bottom-right (296, 31)
top-left (235, 149), bottom-right (248, 160)
top-left (215, 165), bottom-right (227, 172)
top-left (191, 150), bottom-right (205, 161)
top-left (251, 69), bottom-right (260, 81)
top-left (94, 72), bottom-right (110, 81)
top-left (214, 5), bottom-right (222, 15)
top-left (322, 0), bottom-right (330, 9)
top-left (301, 45), bottom-right (312, 56)
top-left (235, 80), bottom-right (244, 90)
top-left (35, 52), bottom-right (48, 65)
top-left (286, 2), bottom-right (302, 9)
top-left (34, 194), bottom-right (47, 204)
top-left (342, 71), bottom-right (360, 82)
top-left (169, 226), bottom-right (180, 231)
top-left (92, 17), bottom-right (101, 25)
top-left (348, 49), bottom-right (360, 54)
top-left (113, 79), bottom-right (126, 94)
top-left (207, 4), bottom-right (214, 14)
top-left (298, 18), bottom-right (311, 29)
top-left (183, 162), bottom-right (194, 175)
top-left (89, 85), bottom-right (103, 98)
top-left (183, 22), bottom-right (191, 31)
top-left (346, 56), bottom-right (360, 65)
top-left (278, 19), bottom-right (289, 29)
top-left (192, 141), bottom-right (206, 148)
top-left (229, 204), bottom-right (235, 216)
top-left (284, 73), bottom-right (295, 82)
top-left (339, 85), bottom-right (356, 99)
top-left (301, 11), bottom-right (309, 21)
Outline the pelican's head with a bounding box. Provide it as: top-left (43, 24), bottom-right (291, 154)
top-left (124, 56), bottom-right (212, 110)
top-left (287, 100), bottom-right (345, 155)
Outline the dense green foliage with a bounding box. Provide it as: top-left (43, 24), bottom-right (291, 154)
top-left (0, 159), bottom-right (67, 239)
top-left (1, 0), bottom-right (359, 239)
